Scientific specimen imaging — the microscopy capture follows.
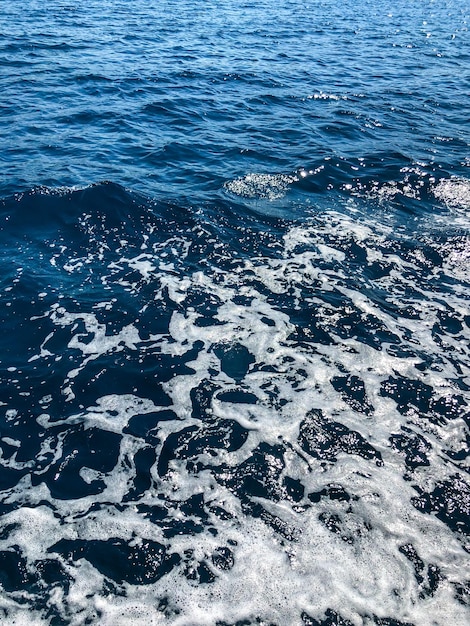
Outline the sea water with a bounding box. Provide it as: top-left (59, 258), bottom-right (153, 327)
top-left (0, 0), bottom-right (469, 624)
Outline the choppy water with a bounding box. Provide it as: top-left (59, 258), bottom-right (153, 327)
top-left (0, 1), bottom-right (469, 624)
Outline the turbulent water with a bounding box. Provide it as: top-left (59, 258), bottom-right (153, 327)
top-left (0, 1), bottom-right (469, 624)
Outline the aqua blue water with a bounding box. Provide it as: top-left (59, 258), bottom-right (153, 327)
top-left (0, 1), bottom-right (469, 624)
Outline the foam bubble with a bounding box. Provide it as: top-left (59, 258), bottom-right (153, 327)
top-left (433, 177), bottom-right (470, 211)
top-left (224, 172), bottom-right (298, 200)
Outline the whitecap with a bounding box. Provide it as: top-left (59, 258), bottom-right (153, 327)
top-left (224, 172), bottom-right (298, 200)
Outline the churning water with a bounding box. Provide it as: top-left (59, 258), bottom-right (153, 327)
top-left (0, 1), bottom-right (469, 624)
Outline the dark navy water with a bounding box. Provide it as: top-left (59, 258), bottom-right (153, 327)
top-left (0, 1), bottom-right (469, 624)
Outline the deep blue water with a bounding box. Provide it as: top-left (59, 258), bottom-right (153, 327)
top-left (0, 1), bottom-right (469, 624)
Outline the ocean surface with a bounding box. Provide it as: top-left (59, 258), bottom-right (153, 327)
top-left (0, 0), bottom-right (469, 624)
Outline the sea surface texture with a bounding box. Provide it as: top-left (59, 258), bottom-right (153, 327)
top-left (0, 0), bottom-right (469, 624)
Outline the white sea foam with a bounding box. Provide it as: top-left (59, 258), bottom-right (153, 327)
top-left (224, 172), bottom-right (298, 200)
top-left (433, 176), bottom-right (470, 211)
top-left (2, 204), bottom-right (469, 625)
